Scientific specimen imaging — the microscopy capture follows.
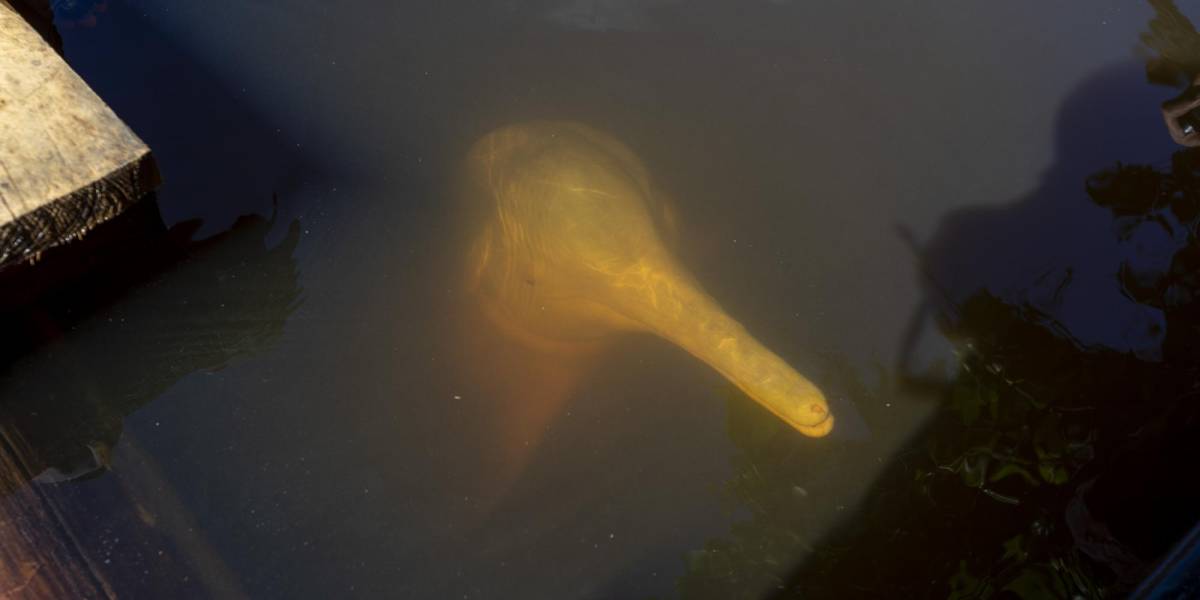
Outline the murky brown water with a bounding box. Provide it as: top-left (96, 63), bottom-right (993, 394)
top-left (3, 1), bottom-right (1199, 598)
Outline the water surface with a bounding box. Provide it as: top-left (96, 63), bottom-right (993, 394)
top-left (2, 1), bottom-right (1197, 598)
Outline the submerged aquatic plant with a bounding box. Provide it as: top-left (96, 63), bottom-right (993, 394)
top-left (674, 122), bottom-right (1200, 600)
top-left (1141, 0), bottom-right (1200, 87)
top-left (674, 330), bottom-right (1116, 600)
top-left (672, 7), bottom-right (1200, 598)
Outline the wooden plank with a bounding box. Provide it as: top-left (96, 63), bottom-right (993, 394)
top-left (0, 2), bottom-right (159, 270)
top-left (0, 428), bottom-right (115, 599)
top-left (0, 0), bottom-right (60, 52)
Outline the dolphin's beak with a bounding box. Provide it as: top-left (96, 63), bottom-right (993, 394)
top-left (603, 253), bottom-right (835, 437)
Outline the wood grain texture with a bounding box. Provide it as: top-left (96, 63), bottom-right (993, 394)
top-left (0, 428), bottom-right (115, 599)
top-left (0, 2), bottom-right (159, 269)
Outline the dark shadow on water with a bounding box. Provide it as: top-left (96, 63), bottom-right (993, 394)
top-left (671, 61), bottom-right (1200, 600)
top-left (0, 2), bottom-right (324, 595)
top-left (0, 202), bottom-right (301, 597)
top-left (54, 0), bottom-right (331, 234)
top-left (0, 200), bottom-right (302, 490)
top-left (0, 0), bottom-right (320, 491)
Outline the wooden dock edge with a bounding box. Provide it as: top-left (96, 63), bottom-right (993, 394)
top-left (0, 1), bottom-right (160, 270)
top-left (0, 153), bottom-right (161, 267)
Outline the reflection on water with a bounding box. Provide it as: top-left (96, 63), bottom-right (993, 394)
top-left (0, 199), bottom-right (301, 596)
top-left (8, 0), bottom-right (1200, 597)
top-left (0, 206), bottom-right (301, 491)
top-left (677, 6), bottom-right (1200, 597)
top-left (0, 1), bottom-right (313, 594)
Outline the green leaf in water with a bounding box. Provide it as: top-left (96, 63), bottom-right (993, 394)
top-left (1037, 463), bottom-right (1069, 485)
top-left (1002, 565), bottom-right (1069, 599)
top-left (990, 463), bottom-right (1039, 486)
top-left (1001, 534), bottom-right (1029, 563)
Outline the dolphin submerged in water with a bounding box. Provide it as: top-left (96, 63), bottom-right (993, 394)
top-left (461, 121), bottom-right (833, 438)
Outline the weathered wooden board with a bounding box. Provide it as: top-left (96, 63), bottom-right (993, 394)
top-left (0, 0), bottom-right (60, 53)
top-left (0, 2), bottom-right (159, 269)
